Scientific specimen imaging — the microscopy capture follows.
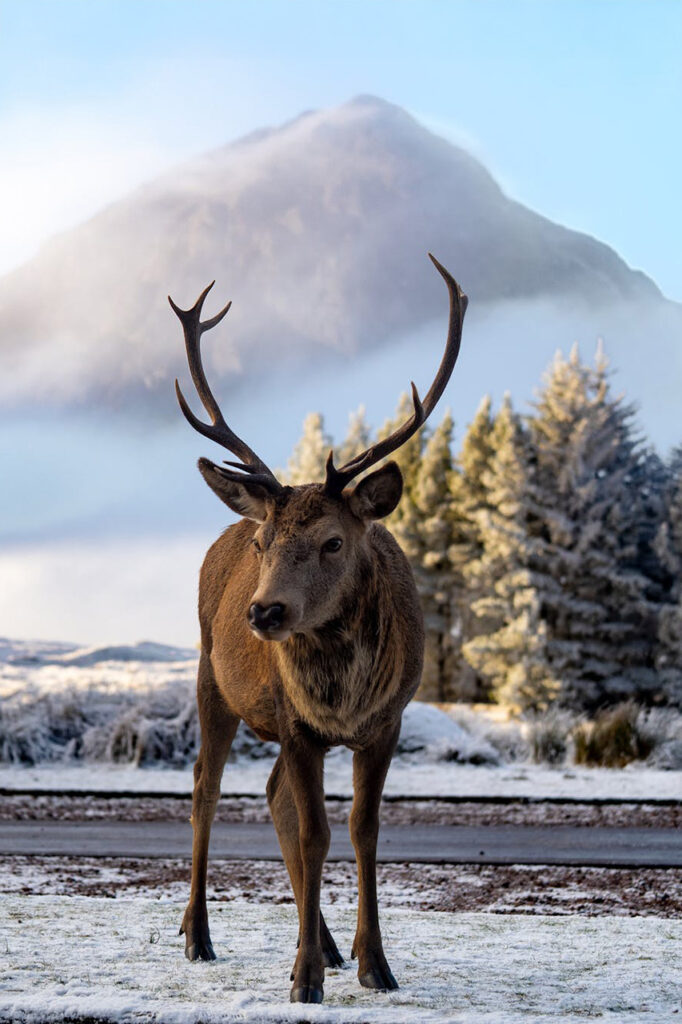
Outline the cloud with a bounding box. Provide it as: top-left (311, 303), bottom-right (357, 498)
top-left (0, 535), bottom-right (207, 647)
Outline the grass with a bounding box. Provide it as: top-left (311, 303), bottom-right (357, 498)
top-left (573, 702), bottom-right (655, 768)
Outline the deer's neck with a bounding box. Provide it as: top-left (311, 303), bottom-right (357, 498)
top-left (275, 550), bottom-right (404, 742)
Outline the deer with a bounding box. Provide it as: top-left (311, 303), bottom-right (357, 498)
top-left (168, 253), bottom-right (467, 1004)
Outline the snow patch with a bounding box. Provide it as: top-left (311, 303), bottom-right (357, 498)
top-left (397, 702), bottom-right (499, 764)
top-left (0, 898), bottom-right (679, 1023)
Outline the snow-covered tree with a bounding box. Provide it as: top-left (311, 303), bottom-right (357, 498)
top-left (462, 395), bottom-right (559, 711)
top-left (411, 412), bottom-right (458, 700)
top-left (526, 345), bottom-right (657, 710)
top-left (447, 395), bottom-right (496, 700)
top-left (380, 392), bottom-right (426, 559)
top-left (285, 412), bottom-right (332, 484)
top-left (335, 406), bottom-right (372, 466)
top-left (655, 452), bottom-right (682, 705)
top-left (455, 395), bottom-right (495, 518)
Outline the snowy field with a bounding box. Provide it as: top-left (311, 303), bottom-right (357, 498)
top-left (1, 897), bottom-right (680, 1023)
top-left (2, 637), bottom-right (681, 801)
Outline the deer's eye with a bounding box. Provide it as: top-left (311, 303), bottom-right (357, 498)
top-left (322, 537), bottom-right (343, 554)
top-left (252, 538), bottom-right (262, 554)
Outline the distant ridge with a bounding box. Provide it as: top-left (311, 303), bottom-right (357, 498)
top-left (0, 95), bottom-right (671, 408)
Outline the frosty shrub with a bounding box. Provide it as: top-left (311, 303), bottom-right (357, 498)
top-left (573, 702), bottom-right (654, 767)
top-left (636, 707), bottom-right (682, 769)
top-left (103, 703), bottom-right (199, 767)
top-left (526, 709), bottom-right (578, 765)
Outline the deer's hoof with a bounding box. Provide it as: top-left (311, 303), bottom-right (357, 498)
top-left (185, 940), bottom-right (216, 962)
top-left (290, 985), bottom-right (323, 1003)
top-left (359, 967), bottom-right (398, 992)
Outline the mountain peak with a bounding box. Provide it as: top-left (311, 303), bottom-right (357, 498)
top-left (0, 96), bottom-right (666, 410)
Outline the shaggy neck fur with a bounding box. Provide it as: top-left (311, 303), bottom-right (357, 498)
top-left (275, 545), bottom-right (404, 742)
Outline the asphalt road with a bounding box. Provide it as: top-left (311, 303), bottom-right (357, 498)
top-left (2, 820), bottom-right (681, 867)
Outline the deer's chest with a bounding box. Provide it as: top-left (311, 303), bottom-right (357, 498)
top-left (277, 634), bottom-right (402, 743)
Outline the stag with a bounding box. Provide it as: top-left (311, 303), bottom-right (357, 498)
top-left (169, 254), bottom-right (467, 1003)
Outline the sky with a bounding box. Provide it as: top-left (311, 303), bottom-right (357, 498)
top-left (0, 0), bottom-right (680, 299)
top-left (0, 0), bottom-right (680, 645)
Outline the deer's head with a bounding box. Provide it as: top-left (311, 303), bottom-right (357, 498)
top-left (170, 255), bottom-right (467, 642)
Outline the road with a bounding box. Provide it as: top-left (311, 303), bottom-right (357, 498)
top-left (2, 820), bottom-right (681, 867)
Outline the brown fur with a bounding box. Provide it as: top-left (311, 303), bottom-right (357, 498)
top-left (181, 478), bottom-right (424, 1002)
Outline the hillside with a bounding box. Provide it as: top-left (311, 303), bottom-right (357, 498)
top-left (0, 95), bottom-right (668, 409)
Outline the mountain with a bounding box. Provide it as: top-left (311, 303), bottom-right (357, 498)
top-left (0, 95), bottom-right (673, 411)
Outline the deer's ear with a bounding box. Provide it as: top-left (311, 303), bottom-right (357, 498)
top-left (198, 458), bottom-right (269, 522)
top-left (347, 461), bottom-right (403, 521)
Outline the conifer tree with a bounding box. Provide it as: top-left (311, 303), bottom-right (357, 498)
top-left (655, 452), bottom-right (682, 704)
top-left (462, 395), bottom-right (559, 711)
top-left (456, 395), bottom-right (495, 518)
top-left (448, 395), bottom-right (496, 700)
top-left (336, 406), bottom-right (372, 466)
top-left (285, 412), bottom-right (332, 485)
top-left (411, 412), bottom-right (458, 700)
top-left (380, 393), bottom-right (425, 560)
top-left (526, 345), bottom-right (657, 709)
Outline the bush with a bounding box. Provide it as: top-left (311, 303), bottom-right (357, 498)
top-left (527, 709), bottom-right (577, 765)
top-left (573, 702), bottom-right (654, 767)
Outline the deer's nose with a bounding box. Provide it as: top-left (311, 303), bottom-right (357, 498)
top-left (248, 602), bottom-right (286, 633)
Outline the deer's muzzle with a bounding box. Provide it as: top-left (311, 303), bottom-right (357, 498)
top-left (248, 602), bottom-right (291, 640)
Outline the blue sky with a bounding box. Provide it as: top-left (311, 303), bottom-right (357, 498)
top-left (1, 0), bottom-right (680, 298)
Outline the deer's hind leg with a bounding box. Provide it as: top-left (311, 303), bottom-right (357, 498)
top-left (181, 653), bottom-right (240, 961)
top-left (266, 754), bottom-right (344, 972)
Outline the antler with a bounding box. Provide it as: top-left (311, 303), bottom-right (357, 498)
top-left (324, 253), bottom-right (468, 494)
top-left (169, 283), bottom-right (283, 494)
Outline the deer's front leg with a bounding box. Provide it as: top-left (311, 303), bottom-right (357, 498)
top-left (350, 721), bottom-right (401, 991)
top-left (181, 657), bottom-right (240, 961)
top-left (280, 728), bottom-right (329, 1004)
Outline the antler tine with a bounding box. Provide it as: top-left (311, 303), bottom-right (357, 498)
top-left (169, 284), bottom-right (282, 493)
top-left (325, 253), bottom-right (467, 495)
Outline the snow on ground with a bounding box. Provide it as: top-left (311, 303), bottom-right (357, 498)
top-left (1, 759), bottom-right (681, 801)
top-left (1, 897), bottom-right (680, 1023)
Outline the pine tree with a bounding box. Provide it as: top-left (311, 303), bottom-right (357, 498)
top-left (655, 453), bottom-right (682, 705)
top-left (462, 395), bottom-right (559, 711)
top-left (411, 412), bottom-right (458, 700)
top-left (526, 345), bottom-right (657, 710)
top-left (456, 394), bottom-right (495, 518)
top-left (380, 393), bottom-right (425, 560)
top-left (448, 395), bottom-right (496, 700)
top-left (285, 412), bottom-right (332, 485)
top-left (336, 406), bottom-right (372, 466)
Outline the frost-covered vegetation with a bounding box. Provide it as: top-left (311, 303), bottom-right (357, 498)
top-left (2, 640), bottom-right (681, 770)
top-left (286, 345), bottom-right (682, 714)
top-left (0, 640), bottom-right (499, 768)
